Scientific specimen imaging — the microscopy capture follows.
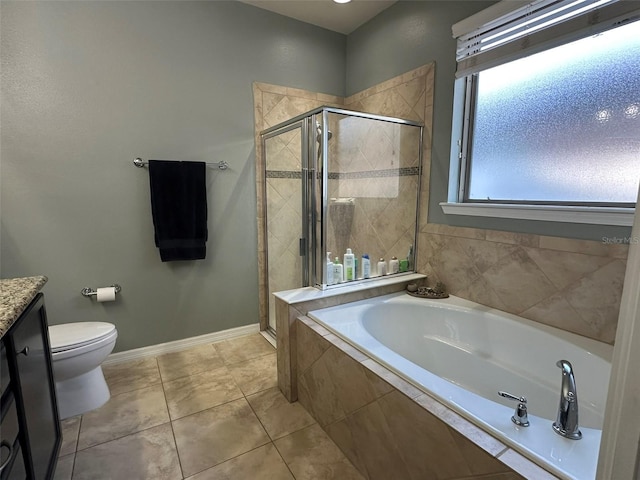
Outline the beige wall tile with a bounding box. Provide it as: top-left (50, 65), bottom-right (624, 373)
top-left (520, 293), bottom-right (590, 338)
top-left (324, 418), bottom-right (368, 477)
top-left (343, 399), bottom-right (413, 480)
top-left (524, 247), bottom-right (613, 290)
top-left (481, 248), bottom-right (557, 313)
top-left (485, 230), bottom-right (540, 247)
top-left (297, 319), bottom-right (332, 374)
top-left (361, 359), bottom-right (423, 399)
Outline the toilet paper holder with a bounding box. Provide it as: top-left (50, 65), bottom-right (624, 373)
top-left (81, 284), bottom-right (122, 297)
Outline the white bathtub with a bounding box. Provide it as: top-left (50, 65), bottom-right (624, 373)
top-left (307, 292), bottom-right (613, 480)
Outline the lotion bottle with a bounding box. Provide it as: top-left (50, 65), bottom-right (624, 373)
top-left (361, 254), bottom-right (371, 279)
top-left (389, 256), bottom-right (400, 274)
top-left (377, 258), bottom-right (387, 276)
top-left (326, 252), bottom-right (334, 286)
top-left (333, 257), bottom-right (343, 284)
top-left (343, 248), bottom-right (355, 281)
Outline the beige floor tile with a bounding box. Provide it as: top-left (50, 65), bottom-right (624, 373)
top-left (274, 424), bottom-right (365, 480)
top-left (214, 334), bottom-right (275, 364)
top-left (172, 397), bottom-right (270, 477)
top-left (246, 387), bottom-right (316, 440)
top-left (157, 344), bottom-right (225, 382)
top-left (77, 384), bottom-right (169, 450)
top-left (73, 423), bottom-right (181, 480)
top-left (185, 444), bottom-right (294, 480)
top-left (163, 366), bottom-right (244, 420)
top-left (59, 415), bottom-right (81, 457)
top-left (227, 352), bottom-right (277, 395)
top-left (103, 357), bottom-right (161, 396)
top-left (53, 453), bottom-right (74, 480)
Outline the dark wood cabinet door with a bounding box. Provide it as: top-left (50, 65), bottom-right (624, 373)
top-left (7, 294), bottom-right (60, 480)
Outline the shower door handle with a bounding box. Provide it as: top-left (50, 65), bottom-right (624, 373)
top-left (299, 238), bottom-right (306, 256)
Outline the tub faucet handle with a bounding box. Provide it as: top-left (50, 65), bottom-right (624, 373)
top-left (498, 391), bottom-right (530, 427)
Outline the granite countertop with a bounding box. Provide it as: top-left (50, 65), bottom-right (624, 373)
top-left (0, 275), bottom-right (48, 338)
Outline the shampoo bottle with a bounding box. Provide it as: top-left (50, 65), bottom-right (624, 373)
top-left (377, 258), bottom-right (387, 276)
top-left (344, 248), bottom-right (355, 281)
top-left (326, 252), bottom-right (334, 286)
top-left (333, 257), bottom-right (343, 284)
top-left (361, 254), bottom-right (371, 279)
top-left (389, 256), bottom-right (400, 274)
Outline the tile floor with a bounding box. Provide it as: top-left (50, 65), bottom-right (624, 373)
top-left (54, 334), bottom-right (364, 480)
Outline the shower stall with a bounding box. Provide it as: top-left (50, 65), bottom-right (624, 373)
top-left (261, 107), bottom-right (423, 332)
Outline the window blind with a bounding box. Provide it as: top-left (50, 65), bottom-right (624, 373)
top-left (453, 0), bottom-right (640, 78)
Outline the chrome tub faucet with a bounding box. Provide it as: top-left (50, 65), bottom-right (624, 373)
top-left (552, 359), bottom-right (582, 440)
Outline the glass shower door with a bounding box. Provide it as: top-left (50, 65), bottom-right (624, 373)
top-left (263, 121), bottom-right (309, 332)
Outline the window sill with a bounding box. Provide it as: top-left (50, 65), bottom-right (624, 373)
top-left (440, 202), bottom-right (634, 226)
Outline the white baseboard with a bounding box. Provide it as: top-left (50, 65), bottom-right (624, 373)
top-left (103, 323), bottom-right (261, 366)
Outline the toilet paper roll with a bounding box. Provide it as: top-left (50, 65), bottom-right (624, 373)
top-left (96, 287), bottom-right (116, 302)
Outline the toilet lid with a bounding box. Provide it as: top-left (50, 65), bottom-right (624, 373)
top-left (49, 322), bottom-right (116, 352)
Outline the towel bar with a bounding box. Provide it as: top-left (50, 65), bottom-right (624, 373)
top-left (133, 157), bottom-right (228, 170)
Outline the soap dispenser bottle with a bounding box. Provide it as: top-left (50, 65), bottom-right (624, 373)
top-left (326, 252), bottom-right (334, 286)
top-left (333, 257), bottom-right (343, 284)
top-left (344, 248), bottom-right (355, 282)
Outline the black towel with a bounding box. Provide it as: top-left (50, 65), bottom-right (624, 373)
top-left (148, 160), bottom-right (207, 262)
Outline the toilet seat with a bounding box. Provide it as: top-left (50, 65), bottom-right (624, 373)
top-left (49, 322), bottom-right (117, 353)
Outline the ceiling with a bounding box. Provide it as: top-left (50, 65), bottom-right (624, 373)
top-left (239, 0), bottom-right (398, 35)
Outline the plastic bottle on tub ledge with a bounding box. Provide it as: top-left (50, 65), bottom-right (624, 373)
top-left (389, 256), bottom-right (400, 274)
top-left (326, 252), bottom-right (334, 286)
top-left (333, 257), bottom-right (343, 283)
top-left (361, 254), bottom-right (371, 279)
top-left (377, 258), bottom-right (387, 276)
top-left (344, 248), bottom-right (355, 282)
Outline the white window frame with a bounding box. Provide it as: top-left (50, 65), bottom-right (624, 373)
top-left (443, 0), bottom-right (640, 227)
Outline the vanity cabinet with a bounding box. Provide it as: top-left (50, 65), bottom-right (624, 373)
top-left (0, 293), bottom-right (61, 479)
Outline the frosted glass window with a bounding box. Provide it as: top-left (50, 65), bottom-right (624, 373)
top-left (466, 20), bottom-right (640, 205)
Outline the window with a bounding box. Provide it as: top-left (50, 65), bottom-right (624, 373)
top-left (445, 0), bottom-right (640, 226)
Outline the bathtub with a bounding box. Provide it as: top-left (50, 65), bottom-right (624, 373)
top-left (307, 292), bottom-right (613, 480)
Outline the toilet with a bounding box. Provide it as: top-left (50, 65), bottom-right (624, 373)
top-left (48, 322), bottom-right (118, 420)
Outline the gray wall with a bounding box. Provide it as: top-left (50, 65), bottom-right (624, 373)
top-left (1, 1), bottom-right (345, 351)
top-left (347, 0), bottom-right (632, 242)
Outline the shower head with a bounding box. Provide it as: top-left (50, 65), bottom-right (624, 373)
top-left (316, 122), bottom-right (333, 142)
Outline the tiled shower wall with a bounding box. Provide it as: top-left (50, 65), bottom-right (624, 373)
top-left (254, 64), bottom-right (434, 329)
top-left (255, 64), bottom-right (628, 344)
top-left (254, 84), bottom-right (342, 329)
top-left (324, 116), bottom-right (422, 273)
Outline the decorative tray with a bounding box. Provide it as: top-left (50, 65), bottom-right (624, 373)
top-left (406, 287), bottom-right (449, 299)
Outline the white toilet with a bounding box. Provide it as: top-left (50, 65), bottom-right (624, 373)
top-left (48, 322), bottom-right (118, 420)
